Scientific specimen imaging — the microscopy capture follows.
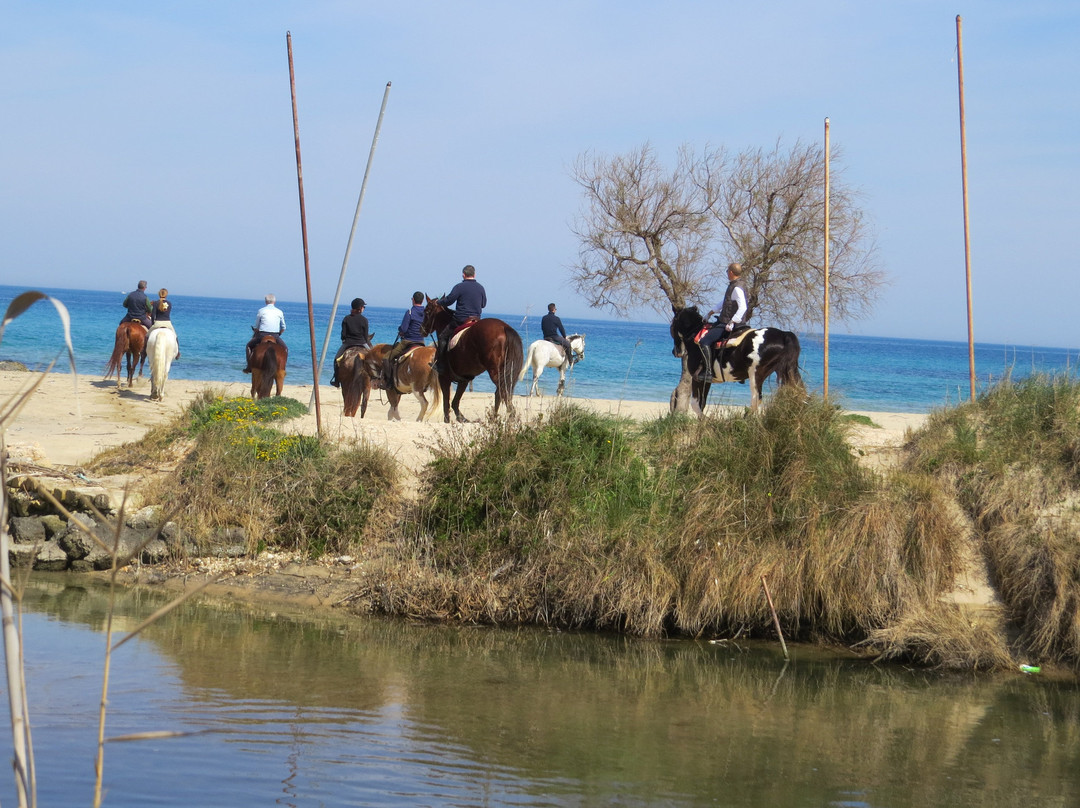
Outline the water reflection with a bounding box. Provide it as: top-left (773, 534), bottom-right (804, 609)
top-left (13, 575), bottom-right (1080, 807)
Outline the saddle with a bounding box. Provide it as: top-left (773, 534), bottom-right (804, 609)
top-left (447, 318), bottom-right (479, 351)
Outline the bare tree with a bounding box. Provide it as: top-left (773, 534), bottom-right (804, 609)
top-left (569, 143), bottom-right (725, 317)
top-left (569, 139), bottom-right (883, 411)
top-left (708, 140), bottom-right (882, 328)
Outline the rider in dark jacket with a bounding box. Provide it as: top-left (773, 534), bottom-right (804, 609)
top-left (384, 292), bottom-right (427, 387)
top-left (330, 298), bottom-right (373, 387)
top-left (541, 303), bottom-right (574, 366)
top-left (434, 265), bottom-right (486, 372)
top-left (121, 281), bottom-right (152, 329)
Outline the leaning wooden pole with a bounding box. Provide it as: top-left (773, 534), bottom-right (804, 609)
top-left (823, 117), bottom-right (831, 399)
top-left (286, 31), bottom-right (321, 434)
top-left (956, 15), bottom-right (976, 400)
top-left (760, 575), bottom-right (789, 661)
top-left (312, 81), bottom-right (392, 409)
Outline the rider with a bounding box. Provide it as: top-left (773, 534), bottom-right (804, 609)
top-left (434, 264), bottom-right (486, 373)
top-left (383, 291), bottom-right (427, 388)
top-left (329, 298), bottom-right (374, 388)
top-left (696, 262), bottom-right (749, 380)
top-left (120, 280), bottom-right (152, 329)
top-left (541, 303), bottom-right (574, 366)
top-left (149, 287), bottom-right (180, 359)
top-left (243, 293), bottom-right (286, 374)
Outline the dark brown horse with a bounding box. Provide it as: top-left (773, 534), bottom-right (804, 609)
top-left (336, 344), bottom-right (372, 418)
top-left (250, 335), bottom-right (288, 399)
top-left (104, 320), bottom-right (148, 388)
top-left (362, 343), bottom-right (441, 421)
top-left (420, 296), bottom-right (523, 423)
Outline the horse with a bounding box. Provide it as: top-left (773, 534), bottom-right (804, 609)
top-left (146, 326), bottom-right (178, 401)
top-left (670, 305), bottom-right (802, 411)
top-left (250, 335), bottom-right (288, 399)
top-left (518, 334), bottom-right (586, 397)
top-left (420, 296), bottom-right (524, 423)
top-left (104, 320), bottom-right (148, 388)
top-left (360, 343), bottom-right (442, 422)
top-left (335, 345), bottom-right (372, 418)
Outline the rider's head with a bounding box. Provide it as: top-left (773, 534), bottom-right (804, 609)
top-left (264, 294), bottom-right (276, 305)
top-left (158, 288), bottom-right (168, 299)
top-left (727, 262), bottom-right (743, 278)
top-left (137, 280), bottom-right (147, 290)
top-left (462, 265), bottom-right (476, 279)
top-left (412, 291), bottom-right (424, 305)
top-left (547, 303), bottom-right (556, 313)
top-left (351, 297), bottom-right (365, 311)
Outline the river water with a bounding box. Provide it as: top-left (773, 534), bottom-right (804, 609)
top-left (3, 576), bottom-right (1078, 807)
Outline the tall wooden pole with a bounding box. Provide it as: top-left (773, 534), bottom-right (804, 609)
top-left (287, 32), bottom-right (322, 434)
top-left (823, 117), bottom-right (831, 399)
top-left (956, 15), bottom-right (976, 400)
top-left (312, 81), bottom-right (392, 408)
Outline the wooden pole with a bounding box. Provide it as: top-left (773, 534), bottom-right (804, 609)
top-left (956, 15), bottom-right (976, 400)
top-left (286, 31), bottom-right (321, 434)
top-left (312, 81), bottom-right (393, 408)
top-left (823, 117), bottom-right (831, 399)
top-left (760, 575), bottom-right (789, 660)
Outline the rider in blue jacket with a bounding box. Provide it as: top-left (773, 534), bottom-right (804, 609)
top-left (434, 265), bottom-right (486, 372)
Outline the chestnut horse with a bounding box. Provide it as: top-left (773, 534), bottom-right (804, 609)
top-left (363, 343), bottom-right (441, 421)
top-left (420, 296), bottom-right (523, 423)
top-left (250, 335), bottom-right (287, 399)
top-left (336, 345), bottom-right (372, 418)
top-left (104, 320), bottom-right (148, 388)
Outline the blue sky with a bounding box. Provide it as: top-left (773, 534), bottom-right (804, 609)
top-left (3, 1), bottom-right (1078, 346)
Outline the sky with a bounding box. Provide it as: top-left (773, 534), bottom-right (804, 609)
top-left (3, 1), bottom-right (1078, 346)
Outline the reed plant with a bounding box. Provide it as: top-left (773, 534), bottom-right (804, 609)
top-left (903, 373), bottom-right (1080, 669)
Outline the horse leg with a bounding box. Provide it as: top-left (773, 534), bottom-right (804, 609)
top-left (250, 370), bottom-right (259, 399)
top-left (556, 365), bottom-right (566, 396)
top-left (275, 369), bottom-right (285, 397)
top-left (749, 368), bottom-right (762, 410)
top-left (530, 363), bottom-right (543, 397)
top-left (451, 381), bottom-right (469, 423)
top-left (440, 374), bottom-right (453, 423)
top-left (387, 388), bottom-right (402, 421)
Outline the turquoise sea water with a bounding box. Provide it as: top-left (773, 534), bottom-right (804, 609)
top-left (1, 284), bottom-right (1077, 413)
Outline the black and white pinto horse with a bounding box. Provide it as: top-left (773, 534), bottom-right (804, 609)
top-left (517, 334), bottom-right (585, 397)
top-left (670, 306), bottom-right (802, 411)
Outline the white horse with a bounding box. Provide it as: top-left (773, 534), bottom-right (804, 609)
top-left (518, 334), bottom-right (585, 397)
top-left (146, 326), bottom-right (178, 401)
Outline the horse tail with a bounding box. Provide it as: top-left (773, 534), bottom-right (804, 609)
top-left (104, 325), bottom-right (129, 380)
top-left (503, 325), bottom-right (525, 396)
top-left (776, 331), bottom-right (803, 387)
top-left (517, 342), bottom-right (534, 384)
top-left (257, 341), bottom-right (279, 398)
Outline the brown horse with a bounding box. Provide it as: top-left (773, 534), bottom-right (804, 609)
top-left (336, 344), bottom-right (372, 418)
top-left (250, 335), bottom-right (288, 399)
top-left (104, 320), bottom-right (148, 388)
top-left (420, 296), bottom-right (523, 423)
top-left (363, 343), bottom-right (441, 421)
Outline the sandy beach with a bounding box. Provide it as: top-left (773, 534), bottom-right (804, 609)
top-left (0, 369), bottom-right (927, 475)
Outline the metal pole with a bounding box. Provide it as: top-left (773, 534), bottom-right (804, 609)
top-left (287, 31), bottom-right (322, 434)
top-left (312, 81), bottom-right (392, 408)
top-left (823, 117), bottom-right (831, 399)
top-left (956, 15), bottom-right (976, 400)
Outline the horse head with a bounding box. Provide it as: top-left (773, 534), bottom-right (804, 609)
top-left (670, 306), bottom-right (704, 358)
top-left (421, 295), bottom-right (450, 337)
top-left (569, 334), bottom-right (586, 362)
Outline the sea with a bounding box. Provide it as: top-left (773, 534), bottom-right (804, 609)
top-left (1, 284), bottom-right (1077, 414)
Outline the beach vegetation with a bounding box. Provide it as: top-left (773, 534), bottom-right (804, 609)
top-left (902, 373), bottom-right (1080, 670)
top-left (389, 392), bottom-right (974, 661)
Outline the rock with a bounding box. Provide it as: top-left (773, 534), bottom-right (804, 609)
top-left (0, 360), bottom-right (28, 371)
top-left (57, 513), bottom-right (106, 560)
top-left (40, 514), bottom-right (66, 539)
top-left (8, 543), bottom-right (38, 568)
top-left (32, 541), bottom-right (69, 572)
top-left (127, 506), bottom-right (161, 530)
top-left (8, 516), bottom-right (45, 544)
top-left (141, 539), bottom-right (170, 564)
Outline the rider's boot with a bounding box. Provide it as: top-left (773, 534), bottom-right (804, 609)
top-left (696, 347), bottom-right (712, 380)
